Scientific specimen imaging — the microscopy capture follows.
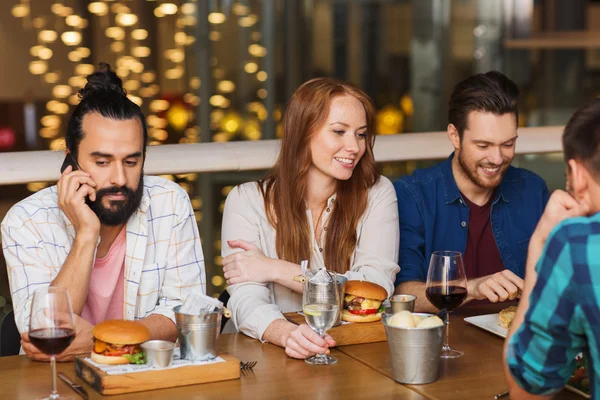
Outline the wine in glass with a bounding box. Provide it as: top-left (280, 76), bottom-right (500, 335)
top-left (302, 272), bottom-right (340, 365)
top-left (29, 286), bottom-right (76, 400)
top-left (425, 251), bottom-right (468, 359)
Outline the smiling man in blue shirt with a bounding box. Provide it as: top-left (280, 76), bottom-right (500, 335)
top-left (504, 100), bottom-right (600, 399)
top-left (394, 71), bottom-right (549, 312)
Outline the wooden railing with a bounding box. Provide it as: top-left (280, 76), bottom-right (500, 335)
top-left (0, 126), bottom-right (564, 186)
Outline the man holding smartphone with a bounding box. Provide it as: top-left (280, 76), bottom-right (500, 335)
top-left (1, 63), bottom-right (206, 361)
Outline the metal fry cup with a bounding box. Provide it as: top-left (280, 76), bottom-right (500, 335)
top-left (390, 294), bottom-right (416, 313)
top-left (141, 340), bottom-right (175, 369)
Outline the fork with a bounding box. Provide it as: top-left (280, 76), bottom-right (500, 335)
top-left (240, 361), bottom-right (258, 370)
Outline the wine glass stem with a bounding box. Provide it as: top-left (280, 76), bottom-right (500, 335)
top-left (443, 316), bottom-right (451, 351)
top-left (316, 330), bottom-right (327, 359)
top-left (50, 355), bottom-right (59, 400)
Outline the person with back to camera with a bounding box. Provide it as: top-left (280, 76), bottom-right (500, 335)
top-left (220, 78), bottom-right (400, 359)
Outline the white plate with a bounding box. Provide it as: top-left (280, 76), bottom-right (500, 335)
top-left (464, 313), bottom-right (508, 338)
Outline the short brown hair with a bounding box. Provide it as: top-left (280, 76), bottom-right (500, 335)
top-left (448, 71), bottom-right (520, 139)
top-left (563, 99), bottom-right (600, 176)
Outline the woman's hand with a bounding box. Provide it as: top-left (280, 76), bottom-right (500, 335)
top-left (222, 240), bottom-right (274, 285)
top-left (283, 324), bottom-right (336, 359)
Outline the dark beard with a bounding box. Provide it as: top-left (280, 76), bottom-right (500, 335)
top-left (457, 151), bottom-right (507, 190)
top-left (86, 175), bottom-right (144, 226)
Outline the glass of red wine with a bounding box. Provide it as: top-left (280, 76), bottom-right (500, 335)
top-left (425, 251), bottom-right (467, 359)
top-left (29, 286), bottom-right (76, 400)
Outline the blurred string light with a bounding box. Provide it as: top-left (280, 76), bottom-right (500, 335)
top-left (248, 44), bottom-right (267, 57)
top-left (28, 60), bottom-right (48, 75)
top-left (244, 62), bottom-right (258, 74)
top-left (61, 31), bottom-right (82, 46)
top-left (116, 13), bottom-right (138, 27)
top-left (375, 105), bottom-right (404, 135)
top-left (44, 72), bottom-right (60, 84)
top-left (88, 2), bottom-right (109, 16)
top-left (53, 85), bottom-right (72, 99)
top-left (238, 14), bottom-right (258, 28)
top-left (132, 29), bottom-right (148, 40)
top-left (217, 80), bottom-right (235, 93)
top-left (208, 12), bottom-right (226, 24)
top-left (166, 103), bottom-right (190, 131)
top-left (256, 71), bottom-right (268, 82)
top-left (400, 94), bottom-right (414, 117)
top-left (39, 30), bottom-right (57, 43)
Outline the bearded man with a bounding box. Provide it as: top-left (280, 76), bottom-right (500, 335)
top-left (393, 71), bottom-right (549, 312)
top-left (1, 64), bottom-right (205, 360)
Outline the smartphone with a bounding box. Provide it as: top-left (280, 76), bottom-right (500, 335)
top-left (60, 153), bottom-right (80, 173)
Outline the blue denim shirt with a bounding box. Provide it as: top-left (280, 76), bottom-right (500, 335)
top-left (394, 154), bottom-right (549, 286)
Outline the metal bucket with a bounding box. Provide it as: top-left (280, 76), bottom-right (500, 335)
top-left (309, 275), bottom-right (347, 327)
top-left (174, 305), bottom-right (222, 361)
top-left (382, 313), bottom-right (444, 384)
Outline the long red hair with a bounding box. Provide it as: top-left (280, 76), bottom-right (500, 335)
top-left (258, 78), bottom-right (379, 273)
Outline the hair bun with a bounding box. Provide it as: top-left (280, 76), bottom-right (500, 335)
top-left (78, 63), bottom-right (126, 100)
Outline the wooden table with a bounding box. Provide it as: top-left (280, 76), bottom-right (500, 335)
top-left (337, 303), bottom-right (582, 400)
top-left (0, 333), bottom-right (426, 399)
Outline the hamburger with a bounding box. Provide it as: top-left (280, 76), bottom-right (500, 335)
top-left (91, 320), bottom-right (151, 365)
top-left (342, 280), bottom-right (387, 323)
top-left (498, 306), bottom-right (517, 329)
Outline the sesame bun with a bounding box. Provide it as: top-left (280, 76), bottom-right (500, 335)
top-left (93, 320), bottom-right (151, 345)
top-left (344, 280), bottom-right (388, 301)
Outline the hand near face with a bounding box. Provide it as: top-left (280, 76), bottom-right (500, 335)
top-left (468, 270), bottom-right (523, 303)
top-left (284, 324), bottom-right (336, 359)
top-left (534, 189), bottom-right (590, 244)
top-left (57, 165), bottom-right (100, 240)
top-left (222, 240), bottom-right (274, 285)
top-left (21, 314), bottom-right (94, 362)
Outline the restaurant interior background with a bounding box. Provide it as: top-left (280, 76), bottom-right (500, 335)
top-left (0, 0), bottom-right (599, 322)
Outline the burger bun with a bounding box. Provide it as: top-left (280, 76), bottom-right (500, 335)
top-left (90, 351), bottom-right (131, 365)
top-left (93, 320), bottom-right (151, 345)
top-left (344, 280), bottom-right (388, 301)
top-left (341, 309), bottom-right (383, 323)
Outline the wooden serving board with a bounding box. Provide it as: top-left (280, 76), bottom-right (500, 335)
top-left (74, 353), bottom-right (240, 395)
top-left (284, 312), bottom-right (386, 346)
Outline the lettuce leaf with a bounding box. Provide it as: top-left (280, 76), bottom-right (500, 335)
top-left (123, 352), bottom-right (146, 365)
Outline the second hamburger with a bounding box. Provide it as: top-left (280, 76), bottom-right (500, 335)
top-left (342, 280), bottom-right (387, 323)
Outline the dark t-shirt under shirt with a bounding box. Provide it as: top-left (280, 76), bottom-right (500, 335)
top-left (461, 193), bottom-right (505, 279)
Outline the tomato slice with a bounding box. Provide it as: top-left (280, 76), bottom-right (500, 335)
top-left (348, 309), bottom-right (377, 315)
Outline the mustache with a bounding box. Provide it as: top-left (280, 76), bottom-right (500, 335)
top-left (96, 185), bottom-right (135, 198)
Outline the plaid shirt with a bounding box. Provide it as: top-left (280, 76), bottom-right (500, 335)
top-left (1, 176), bottom-right (206, 333)
top-left (506, 213), bottom-right (600, 397)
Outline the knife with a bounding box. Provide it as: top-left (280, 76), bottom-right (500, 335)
top-left (58, 372), bottom-right (89, 400)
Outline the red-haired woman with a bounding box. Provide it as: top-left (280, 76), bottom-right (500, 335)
top-left (221, 78), bottom-right (399, 359)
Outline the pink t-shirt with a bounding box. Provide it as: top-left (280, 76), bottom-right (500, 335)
top-left (81, 228), bottom-right (126, 325)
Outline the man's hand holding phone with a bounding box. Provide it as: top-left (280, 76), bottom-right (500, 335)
top-left (57, 164), bottom-right (100, 242)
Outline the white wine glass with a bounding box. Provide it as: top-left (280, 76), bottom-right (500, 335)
top-left (302, 272), bottom-right (340, 365)
top-left (29, 287), bottom-right (76, 400)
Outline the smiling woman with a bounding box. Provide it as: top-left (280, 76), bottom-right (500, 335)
top-left (220, 77), bottom-right (399, 360)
